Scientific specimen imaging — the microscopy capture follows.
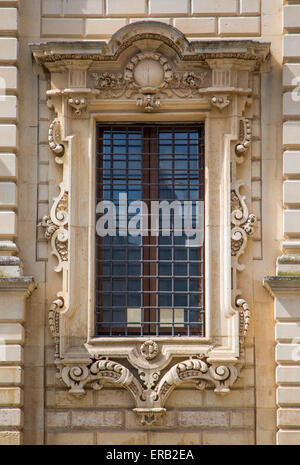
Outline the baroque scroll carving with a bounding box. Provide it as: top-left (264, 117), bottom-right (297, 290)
top-left (231, 182), bottom-right (256, 268)
top-left (40, 183), bottom-right (69, 272)
top-left (58, 356), bottom-right (239, 425)
top-left (91, 51), bottom-right (207, 111)
top-left (39, 119), bottom-right (69, 350)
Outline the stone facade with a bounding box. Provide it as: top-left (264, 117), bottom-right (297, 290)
top-left (0, 0), bottom-right (297, 446)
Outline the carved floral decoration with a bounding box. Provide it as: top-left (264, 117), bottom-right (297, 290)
top-left (91, 51), bottom-right (207, 111)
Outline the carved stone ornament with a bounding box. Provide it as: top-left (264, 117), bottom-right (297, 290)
top-left (141, 340), bottom-right (159, 360)
top-left (92, 51), bottom-right (208, 111)
top-left (236, 298), bottom-right (251, 336)
top-left (211, 94), bottom-right (230, 110)
top-left (58, 356), bottom-right (239, 425)
top-left (231, 183), bottom-right (256, 268)
top-left (40, 183), bottom-right (68, 272)
top-left (31, 22), bottom-right (270, 425)
top-left (235, 118), bottom-right (252, 156)
top-left (48, 119), bottom-right (64, 157)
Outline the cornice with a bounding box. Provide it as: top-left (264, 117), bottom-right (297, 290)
top-left (263, 275), bottom-right (300, 296)
top-left (30, 38), bottom-right (270, 68)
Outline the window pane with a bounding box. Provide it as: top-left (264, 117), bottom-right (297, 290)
top-left (96, 126), bottom-right (204, 337)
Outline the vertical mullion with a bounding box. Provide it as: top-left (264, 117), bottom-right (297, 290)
top-left (149, 127), bottom-right (158, 334)
top-left (142, 127), bottom-right (151, 334)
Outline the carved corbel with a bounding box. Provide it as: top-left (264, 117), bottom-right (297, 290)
top-left (211, 94), bottom-right (230, 110)
top-left (67, 95), bottom-right (87, 116)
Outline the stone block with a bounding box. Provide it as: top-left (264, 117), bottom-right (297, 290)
top-left (71, 410), bottom-right (123, 428)
top-left (277, 387), bottom-right (300, 406)
top-left (85, 18), bottom-right (127, 37)
top-left (276, 322), bottom-right (300, 340)
top-left (166, 388), bottom-right (204, 408)
top-left (284, 210), bottom-right (300, 237)
top-left (94, 388), bottom-right (135, 408)
top-left (97, 431), bottom-right (148, 445)
top-left (0, 323), bottom-right (23, 343)
top-left (0, 408), bottom-right (22, 427)
top-left (47, 431), bottom-right (94, 445)
top-left (0, 8), bottom-right (17, 31)
top-left (219, 17), bottom-right (260, 36)
top-left (284, 121), bottom-right (300, 146)
top-left (0, 125), bottom-right (17, 150)
top-left (192, 0), bottom-right (237, 15)
top-left (41, 18), bottom-right (83, 36)
top-left (0, 366), bottom-right (22, 385)
top-left (0, 67), bottom-right (17, 92)
top-left (284, 35), bottom-right (300, 59)
top-left (284, 151), bottom-right (300, 177)
top-left (46, 410), bottom-right (70, 428)
top-left (203, 430), bottom-right (254, 445)
top-left (283, 64), bottom-right (300, 87)
top-left (0, 431), bottom-right (22, 445)
top-left (0, 387), bottom-right (22, 406)
top-left (240, 0), bottom-right (260, 14)
top-left (174, 18), bottom-right (217, 36)
top-left (277, 430), bottom-right (300, 445)
top-left (0, 294), bottom-right (24, 321)
top-left (276, 343), bottom-right (300, 363)
top-left (63, 0), bottom-right (104, 16)
top-left (0, 38), bottom-right (17, 62)
top-left (149, 0), bottom-right (189, 16)
top-left (149, 432), bottom-right (201, 445)
top-left (230, 409), bottom-right (255, 428)
top-left (178, 410), bottom-right (229, 428)
top-left (106, 0), bottom-right (146, 16)
top-left (284, 5), bottom-right (300, 30)
top-left (284, 180), bottom-right (300, 205)
top-left (0, 344), bottom-right (23, 363)
top-left (277, 366), bottom-right (300, 384)
top-left (0, 211), bottom-right (16, 236)
top-left (42, 0), bottom-right (62, 16)
top-left (0, 154), bottom-right (16, 179)
top-left (204, 388), bottom-right (255, 408)
top-left (0, 182), bottom-right (16, 208)
top-left (46, 389), bottom-right (93, 408)
top-left (283, 92), bottom-right (300, 116)
top-left (278, 408), bottom-right (300, 427)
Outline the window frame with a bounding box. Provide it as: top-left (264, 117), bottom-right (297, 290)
top-left (95, 124), bottom-right (205, 337)
top-left (31, 24), bottom-right (270, 419)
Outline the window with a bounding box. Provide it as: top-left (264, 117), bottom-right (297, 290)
top-left (95, 125), bottom-right (205, 337)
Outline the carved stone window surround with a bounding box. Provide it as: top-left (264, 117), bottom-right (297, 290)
top-left (32, 22), bottom-right (270, 425)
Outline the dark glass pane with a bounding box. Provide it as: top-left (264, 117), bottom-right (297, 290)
top-left (159, 279), bottom-right (172, 291)
top-left (158, 294), bottom-right (172, 307)
top-left (174, 279), bottom-right (187, 291)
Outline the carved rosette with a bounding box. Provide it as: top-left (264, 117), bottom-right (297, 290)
top-left (141, 340), bottom-right (159, 360)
